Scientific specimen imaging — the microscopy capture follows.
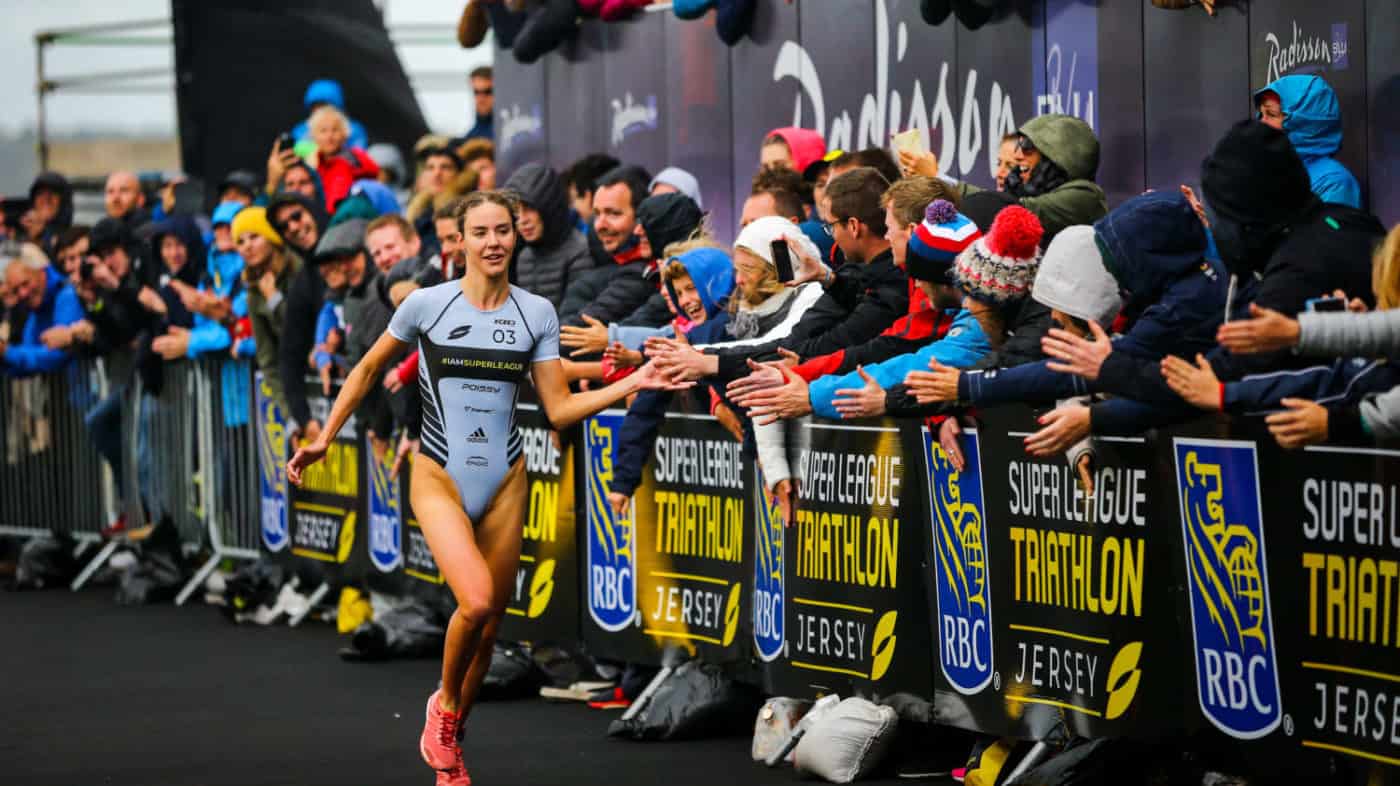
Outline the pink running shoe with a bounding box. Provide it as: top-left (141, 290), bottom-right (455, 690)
top-left (420, 690), bottom-right (462, 771)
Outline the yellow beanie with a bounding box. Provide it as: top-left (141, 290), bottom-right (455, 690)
top-left (230, 206), bottom-right (283, 247)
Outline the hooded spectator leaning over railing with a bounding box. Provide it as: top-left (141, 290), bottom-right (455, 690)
top-left (144, 214), bottom-right (206, 363)
top-left (606, 245), bottom-right (738, 518)
top-left (1163, 224), bottom-right (1400, 449)
top-left (1, 242), bottom-right (81, 377)
top-left (1023, 120), bottom-right (1386, 454)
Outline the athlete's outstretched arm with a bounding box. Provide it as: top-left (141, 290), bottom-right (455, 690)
top-left (287, 330), bottom-right (408, 485)
top-left (532, 358), bottom-right (689, 430)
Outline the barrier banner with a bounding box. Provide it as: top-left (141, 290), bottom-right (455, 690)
top-left (767, 418), bottom-right (932, 699)
top-left (365, 440), bottom-right (404, 577)
top-left (285, 387), bottom-right (363, 581)
top-left (752, 467), bottom-right (786, 665)
top-left (254, 372), bottom-right (290, 557)
top-left (917, 407), bottom-right (1181, 739)
top-left (582, 408), bottom-right (749, 663)
top-left (583, 410), bottom-right (639, 645)
top-left (499, 402), bottom-right (580, 644)
top-left (1170, 423), bottom-right (1400, 776)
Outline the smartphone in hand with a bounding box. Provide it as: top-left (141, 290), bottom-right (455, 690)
top-left (1305, 296), bottom-right (1346, 312)
top-left (771, 239), bottom-right (795, 283)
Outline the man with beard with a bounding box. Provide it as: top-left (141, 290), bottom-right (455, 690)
top-left (268, 192), bottom-right (330, 442)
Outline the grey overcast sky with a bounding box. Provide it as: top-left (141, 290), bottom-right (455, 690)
top-left (0, 0), bottom-right (492, 137)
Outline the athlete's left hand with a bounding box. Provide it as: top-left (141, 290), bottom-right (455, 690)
top-left (743, 366), bottom-right (812, 426)
top-left (390, 434), bottom-right (418, 480)
top-left (1023, 403), bottom-right (1091, 457)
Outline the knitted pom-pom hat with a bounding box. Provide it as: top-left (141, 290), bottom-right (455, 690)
top-left (952, 205), bottom-right (1043, 305)
top-left (906, 199), bottom-right (981, 284)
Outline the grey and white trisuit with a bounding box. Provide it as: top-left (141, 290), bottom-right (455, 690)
top-left (387, 282), bottom-right (560, 521)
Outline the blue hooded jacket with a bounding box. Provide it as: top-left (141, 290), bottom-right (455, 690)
top-left (957, 192), bottom-right (1226, 415)
top-left (4, 266), bottom-right (84, 377)
top-left (292, 79), bottom-right (370, 150)
top-left (1255, 75), bottom-right (1362, 208)
top-left (610, 248), bottom-right (735, 350)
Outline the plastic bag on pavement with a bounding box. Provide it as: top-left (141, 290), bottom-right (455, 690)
top-left (12, 531), bottom-right (77, 590)
top-left (220, 558), bottom-right (289, 622)
top-left (607, 660), bottom-right (762, 741)
top-left (340, 598), bottom-right (446, 662)
top-left (793, 697), bottom-right (899, 783)
top-left (751, 697), bottom-right (812, 763)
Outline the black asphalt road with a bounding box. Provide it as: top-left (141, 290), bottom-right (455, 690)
top-left (3, 589), bottom-right (917, 786)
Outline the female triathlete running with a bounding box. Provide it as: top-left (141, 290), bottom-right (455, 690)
top-left (287, 190), bottom-right (682, 785)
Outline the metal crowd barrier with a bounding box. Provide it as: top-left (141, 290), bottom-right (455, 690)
top-left (0, 356), bottom-right (113, 549)
top-left (2, 355), bottom-right (265, 601)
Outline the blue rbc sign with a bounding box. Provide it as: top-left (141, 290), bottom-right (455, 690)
top-left (1173, 439), bottom-right (1282, 740)
top-left (584, 413), bottom-right (636, 632)
top-left (753, 468), bottom-right (785, 663)
top-left (923, 427), bottom-right (994, 695)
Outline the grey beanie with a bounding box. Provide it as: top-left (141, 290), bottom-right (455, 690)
top-left (1031, 225), bottom-right (1122, 327)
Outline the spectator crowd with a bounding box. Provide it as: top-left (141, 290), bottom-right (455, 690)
top-left (1, 65), bottom-right (1395, 537)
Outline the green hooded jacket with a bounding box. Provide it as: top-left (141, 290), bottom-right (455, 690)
top-left (961, 114), bottom-right (1107, 242)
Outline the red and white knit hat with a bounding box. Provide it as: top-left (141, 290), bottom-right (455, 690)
top-left (951, 205), bottom-right (1044, 305)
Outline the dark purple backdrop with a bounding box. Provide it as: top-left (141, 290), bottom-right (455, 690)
top-left (494, 0), bottom-right (1400, 244)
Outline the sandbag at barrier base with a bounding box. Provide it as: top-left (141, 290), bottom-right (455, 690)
top-left (792, 697), bottom-right (899, 783)
top-left (10, 531), bottom-right (79, 590)
top-left (607, 660), bottom-right (762, 741)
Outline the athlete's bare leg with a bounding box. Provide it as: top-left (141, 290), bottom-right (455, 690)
top-left (411, 457), bottom-right (524, 715)
top-left (456, 459), bottom-right (526, 719)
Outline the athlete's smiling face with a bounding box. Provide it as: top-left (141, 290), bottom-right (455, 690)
top-left (462, 201), bottom-right (516, 278)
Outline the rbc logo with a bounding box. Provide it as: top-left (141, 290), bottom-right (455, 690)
top-left (1174, 439), bottom-right (1282, 739)
top-left (255, 375), bottom-right (289, 553)
top-left (923, 427), bottom-right (993, 694)
top-left (367, 446), bottom-right (403, 572)
top-left (585, 413), bottom-right (636, 632)
top-left (753, 469), bottom-right (785, 662)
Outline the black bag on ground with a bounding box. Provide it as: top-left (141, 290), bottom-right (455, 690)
top-left (479, 642), bottom-right (545, 699)
top-left (12, 531), bottom-right (77, 590)
top-left (340, 598), bottom-right (446, 662)
top-left (220, 557), bottom-right (288, 620)
top-left (607, 660), bottom-right (762, 741)
top-left (114, 549), bottom-right (185, 604)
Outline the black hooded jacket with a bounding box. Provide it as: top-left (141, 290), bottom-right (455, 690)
top-left (617, 194), bottom-right (706, 328)
top-left (28, 171), bottom-right (73, 257)
top-left (504, 164), bottom-right (595, 310)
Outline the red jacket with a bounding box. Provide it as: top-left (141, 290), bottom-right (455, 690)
top-left (316, 147), bottom-right (379, 212)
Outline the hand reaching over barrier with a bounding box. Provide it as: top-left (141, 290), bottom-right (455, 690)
top-left (831, 366), bottom-right (886, 420)
top-left (1042, 321), bottom-right (1112, 380)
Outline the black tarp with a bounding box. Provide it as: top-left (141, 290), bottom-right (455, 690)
top-left (170, 0), bottom-right (428, 201)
